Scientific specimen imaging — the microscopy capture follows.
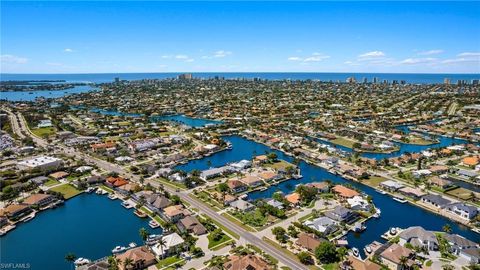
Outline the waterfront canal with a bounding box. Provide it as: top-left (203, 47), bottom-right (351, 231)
top-left (151, 115), bottom-right (222, 127)
top-left (178, 135), bottom-right (479, 253)
top-left (0, 193), bottom-right (160, 270)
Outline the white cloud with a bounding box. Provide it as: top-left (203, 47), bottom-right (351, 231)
top-left (64, 48), bottom-right (74, 53)
top-left (161, 55), bottom-right (172, 59)
top-left (0, 54), bottom-right (28, 64)
top-left (287, 57), bottom-right (302, 61)
top-left (457, 52), bottom-right (480, 57)
top-left (358, 51), bottom-right (385, 58)
top-left (213, 50), bottom-right (232, 58)
top-left (399, 58), bottom-right (437, 65)
top-left (175, 55), bottom-right (189, 59)
top-left (417, 49), bottom-right (443, 55)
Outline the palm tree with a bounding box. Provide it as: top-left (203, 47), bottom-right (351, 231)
top-left (139, 227), bottom-right (149, 242)
top-left (399, 256), bottom-right (409, 270)
top-left (157, 237), bottom-right (167, 259)
top-left (108, 256), bottom-right (120, 270)
top-left (442, 224), bottom-right (452, 233)
top-left (123, 257), bottom-right (134, 270)
top-left (65, 253), bottom-right (76, 270)
top-left (442, 265), bottom-right (454, 270)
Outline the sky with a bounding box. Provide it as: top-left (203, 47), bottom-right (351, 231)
top-left (1, 1), bottom-right (479, 74)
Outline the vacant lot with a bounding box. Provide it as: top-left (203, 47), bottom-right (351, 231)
top-left (50, 184), bottom-right (81, 199)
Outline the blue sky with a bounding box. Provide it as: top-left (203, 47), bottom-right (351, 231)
top-left (1, 1), bottom-right (479, 73)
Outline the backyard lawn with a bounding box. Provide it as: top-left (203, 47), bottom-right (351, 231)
top-left (364, 175), bottom-right (388, 187)
top-left (50, 184), bottom-right (81, 199)
top-left (44, 179), bottom-right (60, 187)
top-left (207, 230), bottom-right (232, 249)
top-left (331, 137), bottom-right (356, 148)
top-left (155, 256), bottom-right (184, 269)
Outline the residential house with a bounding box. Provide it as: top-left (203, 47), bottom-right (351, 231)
top-left (4, 204), bottom-right (32, 220)
top-left (265, 198), bottom-right (284, 209)
top-left (398, 226), bottom-right (438, 251)
top-left (428, 176), bottom-right (453, 190)
top-left (177, 215), bottom-right (207, 235)
top-left (332, 185), bottom-right (360, 199)
top-left (106, 176), bottom-right (128, 188)
top-left (379, 180), bottom-right (404, 192)
top-left (325, 206), bottom-right (358, 224)
top-left (223, 254), bottom-right (271, 270)
top-left (23, 194), bottom-right (56, 208)
top-left (49, 171), bottom-right (69, 180)
top-left (258, 171), bottom-right (281, 182)
top-left (115, 246), bottom-right (156, 270)
top-left (445, 203), bottom-right (478, 221)
top-left (230, 199), bottom-right (255, 212)
top-left (347, 196), bottom-right (372, 211)
top-left (378, 243), bottom-right (415, 270)
top-left (162, 205), bottom-right (189, 222)
top-left (152, 233), bottom-right (185, 257)
top-left (227, 179), bottom-right (247, 194)
top-left (296, 233), bottom-right (324, 252)
top-left (342, 255), bottom-right (381, 270)
top-left (239, 175), bottom-right (263, 188)
top-left (398, 187), bottom-right (426, 200)
top-left (304, 216), bottom-right (338, 235)
top-left (443, 234), bottom-right (479, 255)
top-left (285, 192), bottom-right (301, 206)
top-left (421, 194), bottom-right (451, 209)
top-left (305, 182), bottom-right (330, 193)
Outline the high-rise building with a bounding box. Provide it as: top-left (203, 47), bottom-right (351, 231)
top-left (444, 78), bottom-right (451, 85)
top-left (362, 77), bottom-right (368, 84)
top-left (373, 77), bottom-right (379, 84)
top-left (346, 77), bottom-right (356, 83)
top-left (471, 79), bottom-right (479, 85)
top-left (178, 73), bottom-right (193, 80)
top-left (114, 77), bottom-right (120, 83)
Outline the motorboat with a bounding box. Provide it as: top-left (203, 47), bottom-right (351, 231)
top-left (376, 189), bottom-right (387, 195)
top-left (122, 201), bottom-right (133, 209)
top-left (86, 187), bottom-right (95, 193)
top-left (149, 220), bottom-right (160, 228)
top-left (373, 208), bottom-right (381, 218)
top-left (74, 258), bottom-right (91, 266)
top-left (390, 227), bottom-right (397, 235)
top-left (353, 222), bottom-right (366, 232)
top-left (95, 189), bottom-right (103, 195)
top-left (351, 247), bottom-right (360, 257)
top-left (128, 242), bottom-right (137, 248)
top-left (108, 194), bottom-right (117, 200)
top-left (292, 173), bottom-right (303, 179)
top-left (23, 212), bottom-right (36, 222)
top-left (112, 246), bottom-right (126, 254)
top-left (134, 209), bottom-right (147, 218)
top-left (365, 245), bottom-right (373, 254)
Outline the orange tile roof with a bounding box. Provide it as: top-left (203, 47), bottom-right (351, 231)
top-left (285, 192), bottom-right (301, 204)
top-left (332, 185), bottom-right (360, 198)
top-left (463, 156), bottom-right (479, 166)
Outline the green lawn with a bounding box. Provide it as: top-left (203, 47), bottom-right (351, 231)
top-left (224, 212), bottom-right (258, 231)
top-left (446, 187), bottom-right (474, 200)
top-left (31, 127), bottom-right (56, 138)
top-left (155, 256), bottom-right (183, 269)
top-left (208, 231), bottom-right (232, 249)
top-left (201, 214), bottom-right (240, 239)
top-left (331, 137), bottom-right (356, 148)
top-left (265, 160), bottom-right (296, 171)
top-left (364, 175), bottom-right (387, 187)
top-left (322, 263), bottom-right (339, 270)
top-left (99, 185), bottom-right (114, 193)
top-left (44, 179), bottom-right (60, 187)
top-left (154, 177), bottom-right (186, 190)
top-left (50, 184), bottom-right (81, 199)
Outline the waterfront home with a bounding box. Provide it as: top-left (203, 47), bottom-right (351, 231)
top-left (296, 232), bottom-right (324, 252)
top-left (378, 243), bottom-right (415, 270)
top-left (86, 175), bottom-right (106, 186)
top-left (0, 216), bottom-right (8, 228)
top-left (398, 226), bottom-right (438, 251)
top-left (4, 204), bottom-right (32, 220)
top-left (332, 185), bottom-right (360, 199)
top-left (77, 260), bottom-right (109, 270)
top-left (456, 169), bottom-right (479, 179)
top-left (443, 234), bottom-right (479, 255)
top-left (116, 246), bottom-right (156, 270)
top-left (168, 172), bottom-right (186, 183)
top-left (324, 206), bottom-right (358, 224)
top-left (285, 192), bottom-right (301, 206)
top-left (254, 155), bottom-right (268, 164)
top-left (49, 171), bottom-right (69, 180)
top-left (223, 254), bottom-right (271, 270)
top-left (265, 198), bottom-right (284, 209)
top-left (462, 156), bottom-right (479, 167)
top-left (223, 194), bottom-right (237, 205)
top-left (227, 179), bottom-right (247, 194)
top-left (341, 255), bottom-right (381, 270)
top-left (106, 176), bottom-right (128, 187)
top-left (128, 139), bottom-right (157, 152)
top-left (459, 248), bottom-right (480, 264)
top-left (444, 202), bottom-right (478, 221)
top-left (17, 156), bottom-right (63, 171)
top-left (304, 216), bottom-right (338, 235)
top-left (229, 159), bottom-right (252, 171)
top-left (200, 166), bottom-right (231, 181)
top-left (152, 232), bottom-right (185, 257)
top-left (347, 196), bottom-right (372, 211)
top-left (230, 199), bottom-right (255, 212)
top-left (421, 194), bottom-right (452, 209)
top-left (428, 165), bottom-right (449, 174)
top-left (305, 182), bottom-right (330, 193)
top-left (117, 182), bottom-right (139, 195)
top-left (397, 187), bottom-right (426, 200)
top-left (162, 205), bottom-right (189, 222)
top-left (379, 180), bottom-right (404, 192)
top-left (23, 194), bottom-right (55, 208)
top-left (75, 166), bottom-right (93, 173)
top-left (90, 141), bottom-right (116, 152)
top-left (177, 215), bottom-right (207, 235)
top-left (412, 169), bottom-right (432, 179)
top-left (428, 176), bottom-right (453, 190)
top-left (239, 175), bottom-right (263, 187)
top-left (258, 170), bottom-right (281, 182)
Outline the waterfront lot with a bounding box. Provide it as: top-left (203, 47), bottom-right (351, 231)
top-left (50, 183), bottom-right (81, 199)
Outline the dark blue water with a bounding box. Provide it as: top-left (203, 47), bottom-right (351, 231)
top-left (2, 73), bottom-right (479, 84)
top-left (151, 115), bottom-right (222, 128)
top-left (0, 85), bottom-right (97, 102)
top-left (177, 135), bottom-right (479, 251)
top-left (0, 194), bottom-right (160, 270)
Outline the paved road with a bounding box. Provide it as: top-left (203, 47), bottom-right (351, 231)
top-left (4, 107), bottom-right (308, 270)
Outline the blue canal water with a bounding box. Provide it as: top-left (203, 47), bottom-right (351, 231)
top-left (0, 194), bottom-right (160, 270)
top-left (0, 85), bottom-right (98, 102)
top-left (151, 115), bottom-right (222, 128)
top-left (2, 73), bottom-right (480, 84)
top-left (177, 135), bottom-right (479, 252)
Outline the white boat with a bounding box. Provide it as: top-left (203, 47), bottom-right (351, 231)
top-left (390, 227), bottom-right (397, 235)
top-left (353, 222), bottom-right (366, 232)
top-left (95, 189), bottom-right (102, 195)
top-left (86, 187), bottom-right (95, 193)
top-left (122, 201), bottom-right (133, 209)
top-left (393, 196), bottom-right (407, 203)
top-left (351, 247), bottom-right (360, 257)
top-left (365, 245), bottom-right (372, 254)
top-left (373, 208), bottom-right (381, 218)
top-left (108, 194), bottom-right (117, 200)
top-left (149, 220), bottom-right (160, 228)
top-left (74, 258), bottom-right (91, 266)
top-left (293, 174), bottom-right (303, 179)
top-left (112, 246), bottom-right (126, 254)
top-left (128, 242), bottom-right (137, 248)
top-left (23, 212), bottom-right (36, 222)
top-left (376, 189), bottom-right (387, 195)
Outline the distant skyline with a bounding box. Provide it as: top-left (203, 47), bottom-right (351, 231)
top-left (1, 1), bottom-right (479, 74)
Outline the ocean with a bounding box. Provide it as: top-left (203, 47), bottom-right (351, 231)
top-left (1, 72), bottom-right (479, 84)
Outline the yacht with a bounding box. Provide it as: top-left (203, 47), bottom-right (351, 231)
top-left (74, 258), bottom-right (91, 266)
top-left (149, 220), bottom-right (160, 228)
top-left (108, 194), bottom-right (117, 200)
top-left (121, 201), bottom-right (133, 209)
top-left (376, 189), bottom-right (387, 195)
top-left (353, 222), bottom-right (366, 232)
top-left (23, 212), bottom-right (36, 222)
top-left (365, 245), bottom-right (373, 254)
top-left (373, 208), bottom-right (381, 218)
top-left (393, 196), bottom-right (407, 203)
top-left (112, 246), bottom-right (126, 254)
top-left (390, 227), bottom-right (397, 235)
top-left (86, 187), bottom-right (95, 193)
